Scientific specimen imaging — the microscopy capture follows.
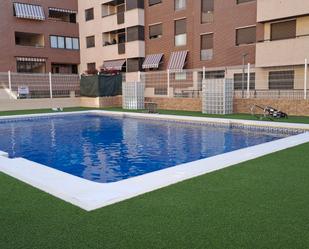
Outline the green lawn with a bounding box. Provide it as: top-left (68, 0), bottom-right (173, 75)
top-left (1, 108), bottom-right (309, 249)
top-left (1, 143), bottom-right (309, 249)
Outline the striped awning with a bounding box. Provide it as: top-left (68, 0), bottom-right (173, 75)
top-left (49, 7), bottom-right (77, 14)
top-left (13, 3), bottom-right (45, 20)
top-left (167, 50), bottom-right (188, 71)
top-left (102, 59), bottom-right (126, 71)
top-left (142, 53), bottom-right (164, 69)
top-left (16, 57), bottom-right (46, 62)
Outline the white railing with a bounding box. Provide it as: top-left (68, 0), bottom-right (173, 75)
top-left (0, 71), bottom-right (80, 99)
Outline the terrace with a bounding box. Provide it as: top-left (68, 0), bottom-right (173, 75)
top-left (0, 107), bottom-right (309, 249)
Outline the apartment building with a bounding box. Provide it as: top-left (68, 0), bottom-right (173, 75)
top-left (77, 0), bottom-right (309, 91)
top-left (255, 0), bottom-right (309, 90)
top-left (0, 0), bottom-right (80, 74)
top-left (78, 0), bottom-right (145, 74)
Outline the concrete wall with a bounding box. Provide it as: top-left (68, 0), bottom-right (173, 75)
top-left (257, 0), bottom-right (309, 22)
top-left (0, 98), bottom-right (81, 111)
top-left (256, 16), bottom-right (309, 68)
top-left (0, 96), bottom-right (122, 111)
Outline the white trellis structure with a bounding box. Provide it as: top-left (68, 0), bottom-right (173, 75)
top-left (202, 78), bottom-right (234, 115)
top-left (122, 81), bottom-right (145, 110)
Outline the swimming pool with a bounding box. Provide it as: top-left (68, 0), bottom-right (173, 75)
top-left (0, 113), bottom-right (291, 183)
top-left (1, 111), bottom-right (309, 210)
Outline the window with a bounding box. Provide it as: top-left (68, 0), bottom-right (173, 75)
top-left (85, 8), bottom-right (94, 21)
top-left (149, 23), bottom-right (162, 39)
top-left (86, 36), bottom-right (95, 48)
top-left (127, 26), bottom-right (144, 42)
top-left (205, 70), bottom-right (225, 79)
top-left (57, 36), bottom-right (65, 49)
top-left (236, 26), bottom-right (256, 45)
top-left (127, 58), bottom-right (143, 72)
top-left (201, 33), bottom-right (213, 60)
top-left (154, 88), bottom-right (167, 95)
top-left (268, 71), bottom-right (294, 89)
top-left (50, 36), bottom-right (79, 50)
top-left (237, 0), bottom-right (255, 4)
top-left (149, 0), bottom-right (161, 6)
top-left (51, 64), bottom-right (78, 74)
top-left (72, 38), bottom-right (79, 50)
top-left (87, 63), bottom-right (96, 71)
top-left (201, 0), bottom-right (214, 23)
top-left (175, 72), bottom-right (187, 80)
top-left (271, 20), bottom-right (296, 41)
top-left (234, 73), bottom-right (255, 90)
top-left (175, 0), bottom-right (186, 11)
top-left (17, 61), bottom-right (46, 73)
top-left (65, 37), bottom-right (73, 50)
top-left (175, 19), bottom-right (187, 46)
top-left (127, 0), bottom-right (144, 10)
top-left (50, 36), bottom-right (58, 48)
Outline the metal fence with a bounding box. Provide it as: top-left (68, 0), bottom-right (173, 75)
top-left (0, 71), bottom-right (80, 99)
top-left (124, 64), bottom-right (309, 100)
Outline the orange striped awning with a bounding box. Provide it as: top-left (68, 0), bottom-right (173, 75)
top-left (167, 50), bottom-right (188, 71)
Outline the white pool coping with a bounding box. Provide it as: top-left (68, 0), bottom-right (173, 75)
top-left (1, 110), bottom-right (309, 211)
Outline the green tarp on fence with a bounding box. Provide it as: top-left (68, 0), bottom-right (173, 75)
top-left (80, 74), bottom-right (122, 97)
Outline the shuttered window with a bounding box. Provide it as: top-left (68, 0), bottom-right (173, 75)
top-left (86, 36), bottom-right (95, 48)
top-left (237, 0), bottom-right (255, 4)
top-left (85, 8), bottom-right (94, 21)
top-left (271, 20), bottom-right (296, 41)
top-left (201, 0), bottom-right (214, 23)
top-left (234, 73), bottom-right (255, 90)
top-left (201, 33), bottom-right (214, 60)
top-left (236, 26), bottom-right (256, 45)
top-left (149, 24), bottom-right (162, 39)
top-left (175, 19), bottom-right (186, 35)
top-left (268, 71), bottom-right (294, 89)
top-left (127, 26), bottom-right (144, 42)
top-left (175, 19), bottom-right (187, 46)
top-left (201, 34), bottom-right (213, 49)
top-left (126, 0), bottom-right (144, 10)
top-left (149, 0), bottom-right (161, 6)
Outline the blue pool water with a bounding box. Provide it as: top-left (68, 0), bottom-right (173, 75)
top-left (0, 114), bottom-right (289, 183)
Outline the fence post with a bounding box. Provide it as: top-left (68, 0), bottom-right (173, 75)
top-left (247, 63), bottom-right (250, 99)
top-left (138, 71), bottom-right (141, 82)
top-left (8, 70), bottom-right (12, 99)
top-left (167, 69), bottom-right (170, 97)
top-left (49, 72), bottom-right (53, 99)
top-left (305, 58), bottom-right (308, 100)
top-left (202, 66), bottom-right (206, 81)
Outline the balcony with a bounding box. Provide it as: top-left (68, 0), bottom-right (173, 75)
top-left (257, 0), bottom-right (309, 22)
top-left (15, 32), bottom-right (44, 48)
top-left (101, 41), bottom-right (145, 61)
top-left (101, 8), bottom-right (144, 33)
top-left (256, 36), bottom-right (309, 67)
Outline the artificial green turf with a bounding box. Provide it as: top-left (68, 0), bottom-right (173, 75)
top-left (1, 143), bottom-right (309, 249)
top-left (1, 107), bottom-right (309, 124)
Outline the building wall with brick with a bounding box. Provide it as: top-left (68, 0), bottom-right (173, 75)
top-left (145, 0), bottom-right (261, 70)
top-left (0, 0), bottom-right (80, 73)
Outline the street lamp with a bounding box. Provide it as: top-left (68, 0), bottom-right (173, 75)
top-left (242, 53), bottom-right (248, 98)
